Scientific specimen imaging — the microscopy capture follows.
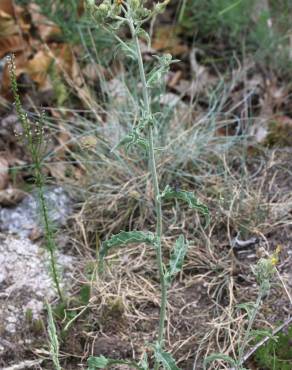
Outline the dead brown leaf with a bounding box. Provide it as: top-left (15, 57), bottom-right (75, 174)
top-left (25, 49), bottom-right (52, 87)
top-left (27, 3), bottom-right (61, 42)
top-left (0, 9), bottom-right (18, 37)
top-left (153, 26), bottom-right (188, 56)
top-left (0, 187), bottom-right (26, 206)
top-left (0, 34), bottom-right (25, 58)
top-left (0, 0), bottom-right (15, 17)
top-left (0, 156), bottom-right (9, 190)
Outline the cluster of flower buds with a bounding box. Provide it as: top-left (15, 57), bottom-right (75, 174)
top-left (86, 0), bottom-right (170, 25)
top-left (252, 257), bottom-right (276, 297)
top-left (86, 0), bottom-right (122, 23)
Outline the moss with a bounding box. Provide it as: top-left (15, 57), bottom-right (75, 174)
top-left (100, 297), bottom-right (126, 332)
top-left (265, 119), bottom-right (292, 147)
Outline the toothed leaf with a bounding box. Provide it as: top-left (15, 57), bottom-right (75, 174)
top-left (203, 353), bottom-right (237, 369)
top-left (113, 130), bottom-right (148, 152)
top-left (88, 355), bottom-right (109, 369)
top-left (87, 355), bottom-right (144, 370)
top-left (99, 231), bottom-right (155, 272)
top-left (160, 185), bottom-right (209, 225)
top-left (137, 28), bottom-right (151, 48)
top-left (165, 235), bottom-right (188, 285)
top-left (154, 346), bottom-right (181, 370)
top-left (103, 230), bottom-right (155, 251)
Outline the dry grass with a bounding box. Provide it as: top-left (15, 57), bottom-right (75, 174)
top-left (23, 52), bottom-right (292, 369)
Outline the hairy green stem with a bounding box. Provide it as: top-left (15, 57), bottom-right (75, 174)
top-left (237, 292), bottom-right (262, 369)
top-left (128, 16), bottom-right (167, 366)
top-left (9, 57), bottom-right (64, 303)
top-left (33, 153), bottom-right (64, 303)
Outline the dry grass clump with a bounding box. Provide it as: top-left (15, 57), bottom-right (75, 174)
top-left (69, 141), bottom-right (292, 368)
top-left (39, 49), bottom-right (292, 368)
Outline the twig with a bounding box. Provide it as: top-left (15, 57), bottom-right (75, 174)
top-left (229, 316), bottom-right (292, 369)
top-left (2, 359), bottom-right (43, 370)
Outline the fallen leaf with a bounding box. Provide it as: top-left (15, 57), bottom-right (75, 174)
top-left (0, 9), bottom-right (18, 37)
top-left (0, 0), bottom-right (15, 17)
top-left (25, 49), bottom-right (52, 87)
top-left (27, 3), bottom-right (61, 42)
top-left (153, 26), bottom-right (188, 56)
top-left (0, 156), bottom-right (9, 190)
top-left (0, 187), bottom-right (26, 206)
top-left (0, 34), bottom-right (25, 58)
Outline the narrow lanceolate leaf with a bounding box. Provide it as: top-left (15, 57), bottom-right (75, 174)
top-left (165, 235), bottom-right (188, 285)
top-left (154, 346), bottom-right (181, 370)
top-left (99, 231), bottom-right (155, 272)
top-left (46, 303), bottom-right (61, 370)
top-left (139, 352), bottom-right (149, 370)
top-left (203, 353), bottom-right (237, 369)
top-left (160, 185), bottom-right (209, 225)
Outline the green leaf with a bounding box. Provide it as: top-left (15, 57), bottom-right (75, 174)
top-left (203, 353), bottom-right (237, 369)
top-left (112, 129), bottom-right (148, 152)
top-left (146, 54), bottom-right (177, 88)
top-left (160, 185), bottom-right (209, 225)
top-left (154, 345), bottom-right (181, 370)
top-left (87, 355), bottom-right (144, 370)
top-left (236, 302), bottom-right (257, 320)
top-left (250, 329), bottom-right (277, 341)
top-left (137, 28), bottom-right (151, 48)
top-left (165, 235), bottom-right (188, 285)
top-left (88, 355), bottom-right (109, 369)
top-left (139, 352), bottom-right (149, 370)
top-left (99, 231), bottom-right (155, 272)
top-left (46, 302), bottom-right (62, 370)
top-left (80, 284), bottom-right (91, 304)
top-left (102, 230), bottom-right (155, 251)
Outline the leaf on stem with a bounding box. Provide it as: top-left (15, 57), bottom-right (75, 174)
top-left (165, 235), bottom-right (188, 285)
top-left (139, 352), bottom-right (149, 370)
top-left (88, 355), bottom-right (109, 369)
top-left (113, 129), bottom-right (148, 152)
top-left (203, 353), bottom-right (237, 369)
top-left (154, 345), bottom-right (181, 370)
top-left (146, 54), bottom-right (178, 88)
top-left (136, 28), bottom-right (151, 48)
top-left (87, 355), bottom-right (144, 370)
top-left (99, 230), bottom-right (155, 271)
top-left (46, 302), bottom-right (61, 370)
top-left (160, 185), bottom-right (209, 225)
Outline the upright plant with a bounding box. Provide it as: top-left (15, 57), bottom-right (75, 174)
top-left (8, 55), bottom-right (64, 303)
top-left (203, 254), bottom-right (278, 370)
top-left (86, 1), bottom-right (208, 369)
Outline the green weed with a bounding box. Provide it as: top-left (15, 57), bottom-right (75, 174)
top-left (254, 324), bottom-right (292, 370)
top-left (85, 1), bottom-right (209, 369)
top-left (204, 255), bottom-right (278, 369)
top-left (46, 302), bottom-right (62, 370)
top-left (8, 55), bottom-right (64, 303)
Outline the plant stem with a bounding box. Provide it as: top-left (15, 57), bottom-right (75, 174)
top-left (128, 16), bottom-right (167, 366)
top-left (9, 57), bottom-right (64, 304)
top-left (34, 158), bottom-right (64, 303)
top-left (237, 292), bottom-right (262, 369)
